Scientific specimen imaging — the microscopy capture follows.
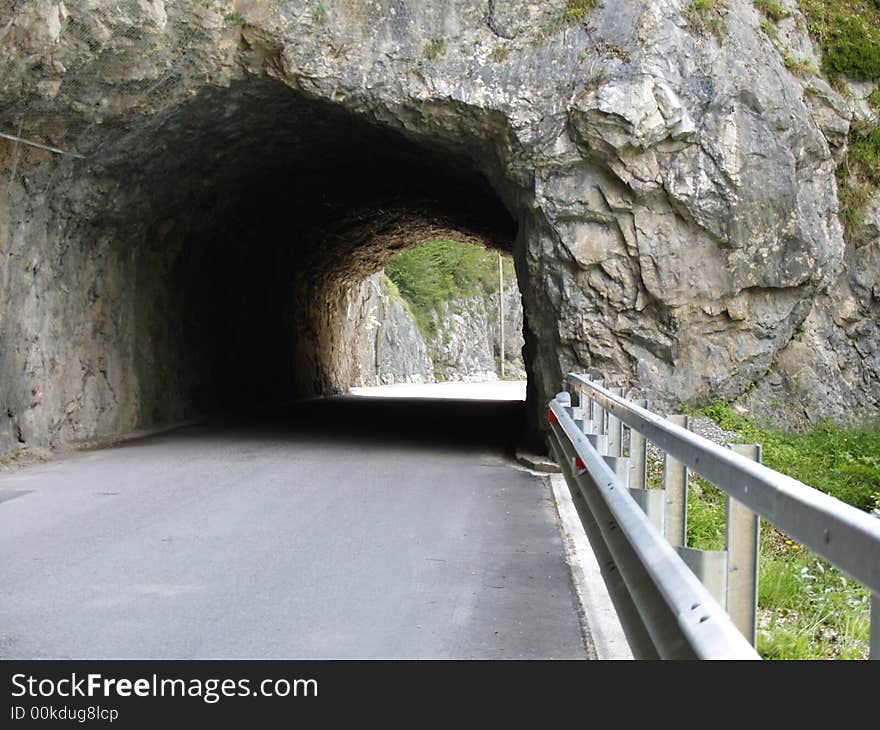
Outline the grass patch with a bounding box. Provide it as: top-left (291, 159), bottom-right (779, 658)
top-left (796, 3), bottom-right (880, 243)
top-left (0, 448), bottom-right (24, 467)
top-left (784, 55), bottom-right (818, 75)
top-left (489, 45), bottom-right (512, 63)
top-left (687, 403), bottom-right (878, 658)
top-left (564, 0), bottom-right (599, 23)
top-left (755, 0), bottom-right (790, 22)
top-left (799, 0), bottom-right (880, 82)
top-left (758, 549), bottom-right (870, 659)
top-left (384, 240), bottom-right (515, 340)
top-left (760, 18), bottom-right (779, 38)
top-left (683, 0), bottom-right (728, 41)
top-left (838, 122), bottom-right (880, 240)
top-left (311, 5), bottom-right (327, 24)
top-left (697, 402), bottom-right (880, 510)
top-left (424, 37), bottom-right (446, 60)
top-left (687, 477), bottom-right (727, 551)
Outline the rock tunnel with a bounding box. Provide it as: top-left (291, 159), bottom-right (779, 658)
top-left (2, 0), bottom-right (879, 455)
top-left (1, 76), bottom-right (531, 450)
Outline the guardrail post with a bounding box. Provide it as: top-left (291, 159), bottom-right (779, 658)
top-left (572, 386), bottom-right (592, 434)
top-left (607, 387), bottom-right (624, 457)
top-left (663, 414), bottom-right (689, 547)
top-left (592, 379), bottom-right (606, 436)
top-left (872, 509), bottom-right (880, 660)
top-left (628, 398), bottom-right (648, 490)
top-left (604, 455), bottom-right (630, 487)
top-left (872, 593), bottom-right (879, 660)
top-left (726, 443), bottom-right (761, 647)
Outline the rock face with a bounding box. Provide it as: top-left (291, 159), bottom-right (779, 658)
top-left (340, 273), bottom-right (434, 387)
top-left (341, 273), bottom-right (525, 385)
top-left (426, 283), bottom-right (526, 382)
top-left (0, 0), bottom-right (874, 452)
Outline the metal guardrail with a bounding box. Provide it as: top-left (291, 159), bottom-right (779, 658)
top-left (549, 374), bottom-right (880, 660)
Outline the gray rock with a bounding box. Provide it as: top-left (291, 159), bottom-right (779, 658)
top-left (339, 273), bottom-right (434, 387)
top-left (0, 0), bottom-right (873, 453)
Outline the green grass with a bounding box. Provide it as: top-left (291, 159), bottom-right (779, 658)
top-left (0, 448), bottom-right (23, 467)
top-left (797, 2), bottom-right (880, 244)
top-left (564, 0), bottom-right (599, 23)
top-left (683, 0), bottom-right (728, 41)
top-left (838, 123), bottom-right (880, 240)
top-left (687, 403), bottom-right (879, 658)
top-left (424, 37), bottom-right (446, 60)
top-left (758, 549), bottom-right (871, 659)
top-left (686, 477), bottom-right (727, 551)
top-left (697, 403), bottom-right (880, 511)
top-left (489, 45), bottom-right (512, 63)
top-left (784, 55), bottom-right (818, 75)
top-left (799, 0), bottom-right (880, 82)
top-left (760, 18), bottom-right (779, 38)
top-left (383, 240), bottom-right (515, 339)
top-left (755, 0), bottom-right (790, 22)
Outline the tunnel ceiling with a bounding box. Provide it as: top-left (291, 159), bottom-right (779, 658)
top-left (92, 77), bottom-right (517, 267)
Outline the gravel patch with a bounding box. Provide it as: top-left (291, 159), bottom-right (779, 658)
top-left (644, 414), bottom-right (743, 486)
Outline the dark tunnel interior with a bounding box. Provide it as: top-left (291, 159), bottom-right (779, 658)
top-left (79, 77), bottom-right (523, 432)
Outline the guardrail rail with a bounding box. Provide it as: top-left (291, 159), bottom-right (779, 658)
top-left (548, 374), bottom-right (880, 660)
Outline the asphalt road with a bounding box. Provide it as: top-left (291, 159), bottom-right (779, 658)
top-left (0, 397), bottom-right (587, 659)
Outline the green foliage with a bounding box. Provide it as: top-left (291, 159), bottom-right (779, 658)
top-left (799, 0), bottom-right (880, 81)
top-left (758, 551), bottom-right (870, 659)
top-left (784, 55), bottom-right (818, 75)
top-left (384, 240), bottom-right (515, 339)
top-left (564, 0), bottom-right (599, 23)
top-left (489, 45), bottom-right (512, 63)
top-left (796, 3), bottom-right (880, 243)
top-left (755, 0), bottom-right (791, 23)
top-left (687, 404), bottom-right (877, 658)
top-left (224, 10), bottom-right (245, 23)
top-left (760, 18), bottom-right (779, 38)
top-left (311, 5), bottom-right (327, 24)
top-left (424, 37), bottom-right (446, 60)
top-left (683, 0), bottom-right (727, 41)
top-left (755, 0), bottom-right (790, 22)
top-left (696, 402), bottom-right (880, 510)
top-left (838, 123), bottom-right (880, 241)
top-left (0, 448), bottom-right (23, 467)
top-left (686, 477), bottom-right (727, 551)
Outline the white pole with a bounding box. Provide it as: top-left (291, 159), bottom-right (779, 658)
top-left (499, 253), bottom-right (505, 379)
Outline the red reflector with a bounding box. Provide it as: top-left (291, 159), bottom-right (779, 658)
top-left (548, 410), bottom-right (557, 423)
top-left (575, 457), bottom-right (586, 470)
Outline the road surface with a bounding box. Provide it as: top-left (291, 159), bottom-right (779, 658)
top-left (0, 396), bottom-right (587, 659)
top-left (350, 379), bottom-right (527, 400)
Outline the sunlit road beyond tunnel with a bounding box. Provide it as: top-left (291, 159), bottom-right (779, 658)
top-left (0, 393), bottom-right (587, 659)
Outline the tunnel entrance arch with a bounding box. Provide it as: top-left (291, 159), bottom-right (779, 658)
top-left (1, 75), bottom-right (548, 451)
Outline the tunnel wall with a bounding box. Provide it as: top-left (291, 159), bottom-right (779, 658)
top-left (1, 0), bottom-right (876, 454)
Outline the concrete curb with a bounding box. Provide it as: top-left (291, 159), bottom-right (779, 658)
top-left (515, 452), bottom-right (560, 473)
top-left (546, 473), bottom-right (633, 660)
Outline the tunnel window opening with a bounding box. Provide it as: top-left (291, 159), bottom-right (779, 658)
top-left (344, 239), bottom-right (526, 402)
